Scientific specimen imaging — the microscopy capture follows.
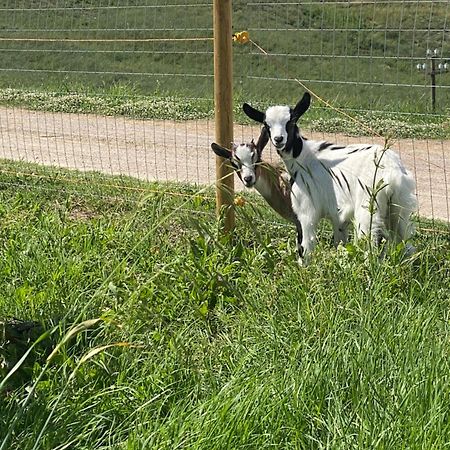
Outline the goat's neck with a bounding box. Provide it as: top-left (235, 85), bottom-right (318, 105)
top-left (280, 127), bottom-right (305, 172)
top-left (290, 128), bottom-right (304, 159)
top-left (254, 162), bottom-right (294, 222)
top-left (281, 125), bottom-right (304, 159)
top-left (281, 127), bottom-right (314, 176)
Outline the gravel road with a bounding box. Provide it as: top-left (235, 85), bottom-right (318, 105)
top-left (0, 106), bottom-right (448, 221)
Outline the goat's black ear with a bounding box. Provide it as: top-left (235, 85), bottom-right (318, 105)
top-left (292, 92), bottom-right (311, 122)
top-left (243, 103), bottom-right (265, 123)
top-left (255, 126), bottom-right (269, 156)
top-left (211, 142), bottom-right (232, 159)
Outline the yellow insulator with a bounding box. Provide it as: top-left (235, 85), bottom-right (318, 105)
top-left (232, 31), bottom-right (250, 44)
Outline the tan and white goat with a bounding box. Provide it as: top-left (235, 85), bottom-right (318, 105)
top-left (211, 136), bottom-right (297, 224)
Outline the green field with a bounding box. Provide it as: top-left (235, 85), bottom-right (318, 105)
top-left (1, 162), bottom-right (450, 449)
top-left (0, 0), bottom-right (449, 116)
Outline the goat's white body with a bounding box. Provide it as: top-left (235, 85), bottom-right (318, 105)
top-left (282, 139), bottom-right (417, 261)
top-left (242, 95), bottom-right (417, 264)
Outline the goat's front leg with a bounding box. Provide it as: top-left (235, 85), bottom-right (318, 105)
top-left (296, 218), bottom-right (317, 266)
top-left (291, 189), bottom-right (317, 266)
top-left (294, 217), bottom-right (304, 263)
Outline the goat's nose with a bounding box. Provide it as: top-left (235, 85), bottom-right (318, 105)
top-left (274, 136), bottom-right (283, 144)
top-left (243, 175), bottom-right (253, 184)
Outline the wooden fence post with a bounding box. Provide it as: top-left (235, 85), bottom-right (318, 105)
top-left (213, 0), bottom-right (235, 233)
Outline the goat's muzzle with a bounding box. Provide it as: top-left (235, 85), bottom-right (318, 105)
top-left (243, 175), bottom-right (255, 187)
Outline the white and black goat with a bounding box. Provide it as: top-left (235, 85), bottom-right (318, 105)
top-left (211, 135), bottom-right (298, 225)
top-left (243, 92), bottom-right (417, 264)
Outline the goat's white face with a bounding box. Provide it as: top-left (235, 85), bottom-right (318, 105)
top-left (264, 106), bottom-right (291, 151)
top-left (232, 143), bottom-right (259, 187)
top-left (242, 92), bottom-right (312, 157)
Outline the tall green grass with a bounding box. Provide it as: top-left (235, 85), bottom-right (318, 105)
top-left (1, 162), bottom-right (449, 449)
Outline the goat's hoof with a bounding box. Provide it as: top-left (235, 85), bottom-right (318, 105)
top-left (297, 257), bottom-right (308, 267)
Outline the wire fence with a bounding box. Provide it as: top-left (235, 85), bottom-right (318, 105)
top-left (0, 0), bottom-right (448, 229)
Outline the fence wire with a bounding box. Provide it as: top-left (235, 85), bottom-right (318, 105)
top-left (0, 0), bottom-right (448, 229)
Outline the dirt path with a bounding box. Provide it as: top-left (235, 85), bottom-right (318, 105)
top-left (0, 107), bottom-right (449, 221)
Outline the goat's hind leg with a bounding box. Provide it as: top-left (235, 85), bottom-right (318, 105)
top-left (355, 208), bottom-right (387, 255)
top-left (332, 220), bottom-right (349, 247)
top-left (389, 203), bottom-right (416, 256)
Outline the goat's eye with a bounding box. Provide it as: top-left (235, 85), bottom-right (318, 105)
top-left (286, 120), bottom-right (295, 131)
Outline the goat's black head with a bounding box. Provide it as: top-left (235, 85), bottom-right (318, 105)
top-left (243, 92), bottom-right (311, 157)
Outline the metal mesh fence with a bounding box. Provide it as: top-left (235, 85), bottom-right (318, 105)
top-left (0, 0), bottom-right (218, 203)
top-left (0, 0), bottom-right (448, 227)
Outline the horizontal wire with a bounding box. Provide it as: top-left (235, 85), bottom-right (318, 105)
top-left (0, 168), bottom-right (215, 201)
top-left (0, 46), bottom-right (443, 65)
top-left (248, 27), bottom-right (447, 33)
top-left (4, 173), bottom-right (443, 233)
top-left (2, 0), bottom-right (443, 8)
top-left (0, 26), bottom-right (443, 33)
top-left (0, 68), bottom-right (212, 78)
top-left (0, 37), bottom-right (213, 43)
top-left (0, 49), bottom-right (213, 56)
top-left (0, 28), bottom-right (212, 33)
top-left (246, 75), bottom-right (450, 90)
top-left (248, 0), bottom-right (449, 4)
top-left (247, 52), bottom-right (450, 62)
top-left (323, 107), bottom-right (448, 119)
top-left (0, 179), bottom-right (218, 222)
top-left (3, 68), bottom-right (443, 90)
top-left (1, 1), bottom-right (446, 9)
top-left (0, 68), bottom-right (445, 90)
top-left (0, 4), bottom-right (212, 11)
